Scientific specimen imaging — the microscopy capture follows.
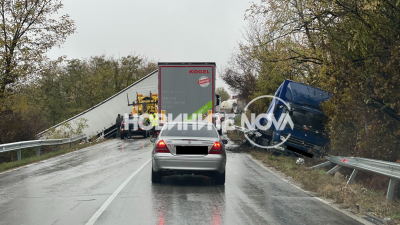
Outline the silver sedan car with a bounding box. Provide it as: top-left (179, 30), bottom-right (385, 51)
top-left (150, 122), bottom-right (228, 184)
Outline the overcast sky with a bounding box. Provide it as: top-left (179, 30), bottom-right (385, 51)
top-left (47, 0), bottom-right (253, 95)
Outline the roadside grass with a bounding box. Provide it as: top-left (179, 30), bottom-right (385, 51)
top-left (227, 130), bottom-right (400, 224)
top-left (0, 138), bottom-right (109, 173)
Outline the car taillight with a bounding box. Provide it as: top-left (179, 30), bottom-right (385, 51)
top-left (155, 140), bottom-right (170, 153)
top-left (209, 142), bottom-right (222, 154)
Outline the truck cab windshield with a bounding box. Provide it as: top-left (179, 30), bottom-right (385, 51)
top-left (289, 107), bottom-right (327, 132)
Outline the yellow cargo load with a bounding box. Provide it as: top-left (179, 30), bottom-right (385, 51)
top-left (132, 92), bottom-right (158, 115)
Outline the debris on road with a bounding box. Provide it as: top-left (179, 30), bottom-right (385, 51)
top-left (296, 158), bottom-right (305, 165)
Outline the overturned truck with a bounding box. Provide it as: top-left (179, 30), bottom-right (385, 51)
top-left (245, 79), bottom-right (331, 158)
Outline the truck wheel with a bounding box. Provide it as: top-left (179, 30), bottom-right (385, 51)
top-left (152, 168), bottom-right (162, 183)
top-left (214, 171), bottom-right (225, 185)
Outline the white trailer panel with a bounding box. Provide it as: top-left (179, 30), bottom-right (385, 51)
top-left (38, 70), bottom-right (158, 139)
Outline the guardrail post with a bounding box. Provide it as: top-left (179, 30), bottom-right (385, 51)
top-left (55, 145), bottom-right (59, 152)
top-left (36, 147), bottom-right (40, 157)
top-left (347, 169), bottom-right (358, 185)
top-left (312, 161), bottom-right (333, 170)
top-left (327, 165), bottom-right (340, 174)
top-left (386, 179), bottom-right (396, 201)
top-left (17, 149), bottom-right (21, 161)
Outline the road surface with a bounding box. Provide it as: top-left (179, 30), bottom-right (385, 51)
top-left (0, 137), bottom-right (369, 225)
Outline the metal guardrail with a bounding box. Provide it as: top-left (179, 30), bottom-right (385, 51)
top-left (231, 114), bottom-right (399, 200)
top-left (0, 135), bottom-right (86, 161)
top-left (104, 128), bottom-right (117, 138)
top-left (231, 115), bottom-right (399, 200)
top-left (313, 156), bottom-right (400, 200)
top-left (94, 128), bottom-right (117, 142)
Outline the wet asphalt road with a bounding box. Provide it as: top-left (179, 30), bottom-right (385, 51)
top-left (0, 137), bottom-right (367, 225)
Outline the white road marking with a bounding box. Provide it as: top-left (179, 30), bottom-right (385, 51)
top-left (246, 154), bottom-right (374, 225)
top-left (85, 158), bottom-right (151, 225)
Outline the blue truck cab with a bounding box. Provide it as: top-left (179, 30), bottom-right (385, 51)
top-left (258, 80), bottom-right (331, 157)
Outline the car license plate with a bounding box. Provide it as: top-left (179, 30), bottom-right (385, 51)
top-left (176, 146), bottom-right (208, 155)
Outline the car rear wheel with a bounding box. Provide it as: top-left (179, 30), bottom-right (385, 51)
top-left (152, 168), bottom-right (162, 183)
top-left (214, 171), bottom-right (225, 185)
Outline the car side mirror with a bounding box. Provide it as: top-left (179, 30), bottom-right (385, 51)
top-left (150, 137), bottom-right (156, 143)
top-left (222, 139), bottom-right (228, 144)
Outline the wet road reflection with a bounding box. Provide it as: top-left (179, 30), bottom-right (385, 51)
top-left (0, 138), bottom-right (153, 225)
top-left (151, 175), bottom-right (225, 225)
top-left (0, 139), bottom-right (367, 225)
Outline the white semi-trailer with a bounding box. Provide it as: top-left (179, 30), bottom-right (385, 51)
top-left (158, 62), bottom-right (216, 126)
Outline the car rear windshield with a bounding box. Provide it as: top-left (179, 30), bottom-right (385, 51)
top-left (161, 124), bottom-right (218, 138)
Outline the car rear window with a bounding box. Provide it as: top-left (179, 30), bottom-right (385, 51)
top-left (161, 124), bottom-right (218, 138)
